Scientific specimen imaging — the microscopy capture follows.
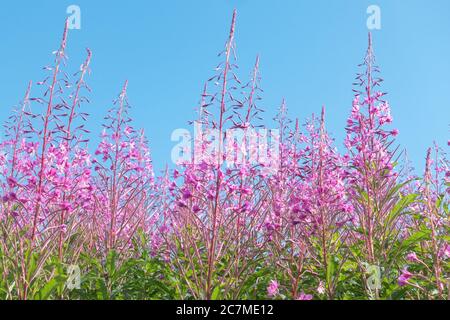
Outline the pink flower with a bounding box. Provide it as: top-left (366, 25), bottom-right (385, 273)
top-left (406, 252), bottom-right (419, 262)
top-left (296, 292), bottom-right (313, 300)
top-left (60, 202), bottom-right (72, 211)
top-left (60, 224), bottom-right (67, 234)
top-left (267, 280), bottom-right (279, 297)
top-left (317, 281), bottom-right (325, 295)
top-left (438, 244), bottom-right (450, 260)
top-left (398, 268), bottom-right (413, 286)
top-left (7, 176), bottom-right (17, 187)
top-left (182, 189), bottom-right (192, 200)
top-left (8, 192), bottom-right (17, 202)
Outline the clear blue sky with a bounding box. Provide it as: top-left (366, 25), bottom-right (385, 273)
top-left (0, 0), bottom-right (449, 174)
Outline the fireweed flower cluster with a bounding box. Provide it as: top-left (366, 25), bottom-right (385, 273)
top-left (0, 11), bottom-right (448, 300)
top-left (93, 80), bottom-right (157, 254)
top-left (166, 11), bottom-right (272, 299)
top-left (397, 145), bottom-right (449, 298)
top-left (264, 103), bottom-right (353, 299)
top-left (0, 21), bottom-right (97, 298)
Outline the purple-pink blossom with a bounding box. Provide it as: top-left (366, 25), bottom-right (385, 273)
top-left (398, 268), bottom-right (413, 287)
top-left (267, 280), bottom-right (279, 297)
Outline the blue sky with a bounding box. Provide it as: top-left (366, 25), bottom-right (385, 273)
top-left (0, 0), bottom-right (449, 173)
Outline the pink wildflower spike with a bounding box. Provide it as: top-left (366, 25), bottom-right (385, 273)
top-left (421, 145), bottom-right (447, 297)
top-left (344, 32), bottom-right (402, 265)
top-left (93, 80), bottom-right (158, 254)
top-left (31, 19), bottom-right (71, 243)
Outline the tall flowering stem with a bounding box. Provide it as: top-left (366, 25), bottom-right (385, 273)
top-left (94, 81), bottom-right (156, 256)
top-left (207, 9), bottom-right (237, 300)
top-left (167, 10), bottom-right (269, 299)
top-left (57, 48), bottom-right (92, 260)
top-left (402, 146), bottom-right (449, 299)
top-left (31, 20), bottom-right (69, 243)
top-left (342, 33), bottom-right (428, 300)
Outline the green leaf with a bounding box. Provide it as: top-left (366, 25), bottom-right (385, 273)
top-left (387, 193), bottom-right (418, 225)
top-left (34, 278), bottom-right (58, 300)
top-left (326, 255), bottom-right (336, 285)
top-left (401, 229), bottom-right (431, 251)
top-left (211, 286), bottom-right (221, 300)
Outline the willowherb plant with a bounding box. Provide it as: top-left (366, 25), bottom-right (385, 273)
top-left (93, 81), bottom-right (157, 256)
top-left (166, 10), bottom-right (272, 299)
top-left (0, 20), bottom-right (96, 299)
top-left (295, 108), bottom-right (353, 299)
top-left (0, 9), bottom-right (448, 301)
top-left (342, 33), bottom-right (421, 298)
top-left (264, 103), bottom-right (353, 300)
top-left (398, 145), bottom-right (449, 299)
